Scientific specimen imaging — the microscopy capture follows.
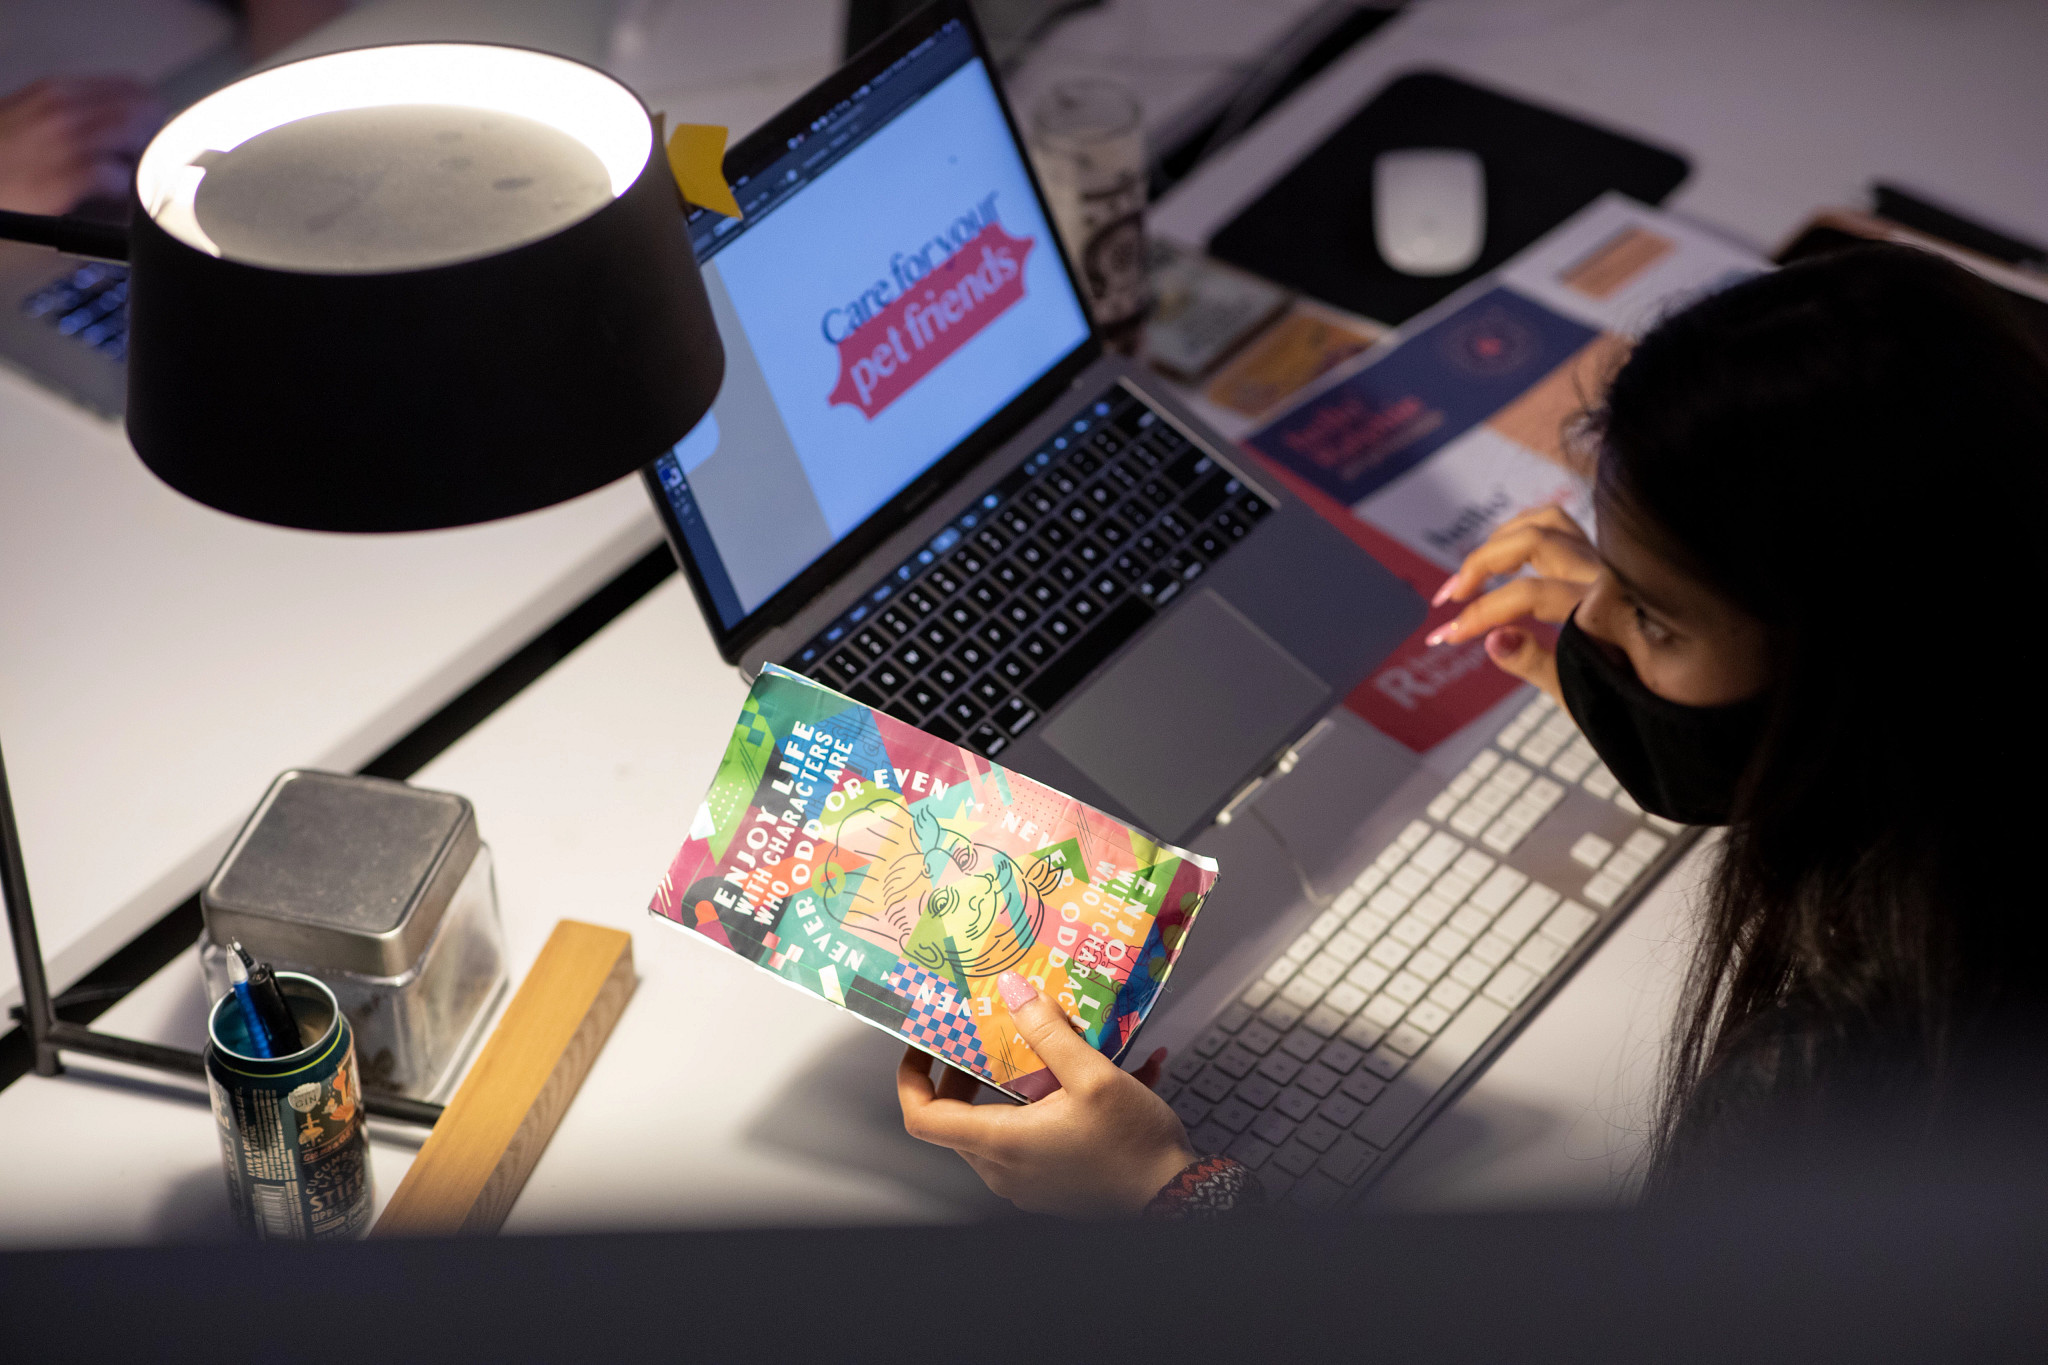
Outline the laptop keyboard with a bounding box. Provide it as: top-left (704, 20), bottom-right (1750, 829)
top-left (782, 384), bottom-right (1271, 757)
top-left (1155, 692), bottom-right (1691, 1208)
top-left (21, 263), bottom-right (129, 360)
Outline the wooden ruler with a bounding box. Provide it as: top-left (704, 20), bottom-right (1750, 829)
top-left (373, 919), bottom-right (636, 1236)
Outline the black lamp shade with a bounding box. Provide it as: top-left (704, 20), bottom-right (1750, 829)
top-left (123, 46), bottom-right (725, 533)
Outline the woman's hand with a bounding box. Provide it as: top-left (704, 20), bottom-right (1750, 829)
top-left (0, 78), bottom-right (162, 216)
top-left (897, 972), bottom-right (1196, 1218)
top-left (1425, 505), bottom-right (1600, 704)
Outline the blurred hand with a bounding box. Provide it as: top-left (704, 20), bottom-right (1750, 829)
top-left (1424, 504), bottom-right (1600, 704)
top-left (897, 972), bottom-right (1195, 1218)
top-left (0, 77), bottom-right (162, 216)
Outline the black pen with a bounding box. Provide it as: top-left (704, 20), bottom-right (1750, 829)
top-left (231, 941), bottom-right (300, 1055)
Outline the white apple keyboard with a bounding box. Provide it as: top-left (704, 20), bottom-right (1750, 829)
top-left (1156, 691), bottom-right (1695, 1207)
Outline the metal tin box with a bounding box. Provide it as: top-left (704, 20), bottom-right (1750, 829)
top-left (199, 770), bottom-right (507, 1101)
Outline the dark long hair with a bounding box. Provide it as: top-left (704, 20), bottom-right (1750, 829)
top-left (1584, 245), bottom-right (2048, 1180)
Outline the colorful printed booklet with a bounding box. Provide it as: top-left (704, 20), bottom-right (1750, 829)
top-left (650, 666), bottom-right (1220, 1100)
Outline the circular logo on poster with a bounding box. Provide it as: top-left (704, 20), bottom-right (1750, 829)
top-left (1438, 305), bottom-right (1538, 376)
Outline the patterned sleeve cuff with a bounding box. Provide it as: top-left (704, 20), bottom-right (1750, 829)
top-left (1141, 1155), bottom-right (1266, 1220)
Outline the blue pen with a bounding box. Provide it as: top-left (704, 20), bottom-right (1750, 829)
top-left (226, 941), bottom-right (275, 1058)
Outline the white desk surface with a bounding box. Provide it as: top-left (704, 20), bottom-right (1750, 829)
top-left (5, 0), bottom-right (2045, 1243)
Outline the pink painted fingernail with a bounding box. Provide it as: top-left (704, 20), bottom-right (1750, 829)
top-left (1485, 627), bottom-right (1525, 659)
top-left (997, 971), bottom-right (1037, 1010)
top-left (1425, 623), bottom-right (1455, 646)
top-left (1430, 575), bottom-right (1459, 607)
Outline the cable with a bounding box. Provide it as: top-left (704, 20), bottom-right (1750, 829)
top-left (1247, 804), bottom-right (1335, 911)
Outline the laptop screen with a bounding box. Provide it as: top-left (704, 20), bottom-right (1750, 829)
top-left (650, 18), bottom-right (1092, 631)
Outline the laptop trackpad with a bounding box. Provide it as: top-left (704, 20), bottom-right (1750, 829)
top-left (1041, 590), bottom-right (1329, 839)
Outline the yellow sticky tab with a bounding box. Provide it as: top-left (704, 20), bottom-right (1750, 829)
top-left (665, 123), bottom-right (742, 219)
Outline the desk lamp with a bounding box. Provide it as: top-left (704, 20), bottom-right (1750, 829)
top-left (2, 43), bottom-right (726, 1120)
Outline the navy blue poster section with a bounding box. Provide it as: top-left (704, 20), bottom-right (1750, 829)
top-left (1245, 286), bottom-right (1596, 506)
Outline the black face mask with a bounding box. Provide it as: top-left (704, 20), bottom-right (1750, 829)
top-left (1554, 612), bottom-right (1768, 826)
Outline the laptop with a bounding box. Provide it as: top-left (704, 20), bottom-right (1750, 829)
top-left (644, 0), bottom-right (1424, 848)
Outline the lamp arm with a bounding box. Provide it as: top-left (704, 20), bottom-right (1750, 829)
top-left (0, 737), bottom-right (62, 1076)
top-left (0, 209), bottom-right (129, 262)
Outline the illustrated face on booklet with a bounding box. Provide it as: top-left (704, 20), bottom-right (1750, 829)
top-left (650, 666), bottom-right (1218, 1099)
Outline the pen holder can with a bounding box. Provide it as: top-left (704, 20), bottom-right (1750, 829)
top-left (204, 972), bottom-right (375, 1241)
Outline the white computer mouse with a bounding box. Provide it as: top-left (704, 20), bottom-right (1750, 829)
top-left (1373, 147), bottom-right (1486, 276)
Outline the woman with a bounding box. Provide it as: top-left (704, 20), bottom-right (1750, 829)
top-left (898, 244), bottom-right (2048, 1215)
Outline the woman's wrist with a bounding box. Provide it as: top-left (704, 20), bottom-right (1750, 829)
top-left (1134, 1140), bottom-right (1201, 1210)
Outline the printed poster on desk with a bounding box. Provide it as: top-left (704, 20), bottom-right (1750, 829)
top-left (1242, 195), bottom-right (1766, 752)
top-left (650, 666), bottom-right (1218, 1100)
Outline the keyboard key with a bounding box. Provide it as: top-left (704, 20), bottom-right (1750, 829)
top-left (1541, 901), bottom-right (1599, 946)
top-left (1170, 1094), bottom-right (1212, 1127)
top-left (1343, 960), bottom-right (1391, 995)
top-left (1271, 1140), bottom-right (1322, 1177)
top-left (1241, 980), bottom-right (1278, 1008)
top-left (1383, 971), bottom-right (1427, 1005)
top-left (1482, 962), bottom-right (1540, 1007)
top-left (1272, 1086), bottom-right (1320, 1122)
top-left (1318, 1040), bottom-right (1363, 1074)
top-left (1257, 1052), bottom-right (1304, 1086)
top-left (1405, 1000), bottom-right (1453, 1034)
top-left (1515, 935), bottom-right (1566, 973)
top-left (1469, 866), bottom-right (1529, 913)
top-left (918, 621), bottom-right (957, 652)
top-left (969, 675), bottom-right (1007, 707)
top-left (1361, 995), bottom-right (1407, 1029)
top-left (1188, 1067), bottom-right (1234, 1103)
top-left (869, 662), bottom-right (907, 695)
top-left (941, 602), bottom-right (979, 632)
top-left (929, 660), bottom-right (966, 692)
top-left (953, 641), bottom-right (989, 671)
top-left (1258, 992), bottom-right (1306, 1027)
top-left (1236, 1021), bottom-right (1281, 1055)
top-left (846, 681), bottom-right (884, 708)
top-left (993, 654), bottom-right (1032, 686)
top-left (1233, 1075), bottom-right (1281, 1109)
top-left (1338, 1070), bottom-right (1386, 1106)
top-left (1318, 1136), bottom-right (1378, 1184)
top-left (1212, 1043), bottom-right (1259, 1079)
top-left (1210, 1097), bottom-right (1258, 1134)
top-left (1571, 833), bottom-right (1615, 868)
top-left (1323, 982), bottom-right (1370, 1016)
top-left (966, 722), bottom-right (1007, 757)
top-left (944, 696), bottom-right (984, 728)
top-left (1382, 1022), bottom-right (1431, 1056)
top-left (926, 567), bottom-right (962, 597)
top-left (1427, 978), bottom-right (1473, 1012)
top-left (1250, 1111), bottom-right (1297, 1147)
top-left (1496, 885), bottom-right (1561, 943)
top-left (1192, 1028), bottom-right (1228, 1057)
top-left (1470, 932), bottom-right (1514, 966)
top-left (1216, 1002), bottom-right (1254, 1033)
top-left (1280, 976), bottom-right (1324, 1009)
top-left (1280, 1027), bottom-right (1324, 1062)
top-left (1295, 1063), bottom-right (1341, 1097)
top-left (1288, 1172), bottom-right (1352, 1206)
top-left (1296, 1115), bottom-right (1344, 1153)
top-left (1362, 1046), bottom-right (1408, 1079)
top-left (1225, 1134), bottom-right (1274, 1169)
top-left (1189, 1121), bottom-right (1233, 1155)
top-left (1301, 1003), bottom-right (1350, 1038)
top-left (1339, 1017), bottom-right (1387, 1052)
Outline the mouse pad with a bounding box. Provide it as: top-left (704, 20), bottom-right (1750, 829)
top-left (1041, 589), bottom-right (1330, 839)
top-left (1209, 71), bottom-right (1690, 325)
